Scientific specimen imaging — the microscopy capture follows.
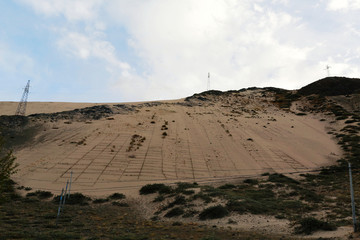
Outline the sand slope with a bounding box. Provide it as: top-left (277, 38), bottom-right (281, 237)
top-left (2, 89), bottom-right (341, 197)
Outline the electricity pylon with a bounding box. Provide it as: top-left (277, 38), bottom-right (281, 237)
top-left (324, 65), bottom-right (331, 77)
top-left (207, 72), bottom-right (210, 91)
top-left (15, 80), bottom-right (30, 116)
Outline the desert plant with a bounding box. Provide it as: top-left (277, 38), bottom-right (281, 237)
top-left (199, 205), bottom-right (229, 220)
top-left (53, 192), bottom-right (91, 205)
top-left (139, 183), bottom-right (169, 195)
top-left (268, 173), bottom-right (299, 185)
top-left (108, 193), bottom-right (126, 200)
top-left (93, 198), bottom-right (109, 204)
top-left (218, 184), bottom-right (236, 189)
top-left (294, 217), bottom-right (336, 235)
top-left (243, 179), bottom-right (259, 185)
top-left (164, 207), bottom-right (184, 218)
top-left (26, 190), bottom-right (53, 199)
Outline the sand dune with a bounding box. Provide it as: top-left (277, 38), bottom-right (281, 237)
top-left (2, 88), bottom-right (341, 197)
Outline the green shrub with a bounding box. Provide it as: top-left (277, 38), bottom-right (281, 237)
top-left (26, 190), bottom-right (53, 199)
top-left (173, 195), bottom-right (186, 205)
top-left (153, 195), bottom-right (165, 202)
top-left (175, 182), bottom-right (198, 193)
top-left (193, 193), bottom-right (213, 203)
top-left (53, 192), bottom-right (91, 205)
top-left (93, 198), bottom-right (109, 204)
top-left (139, 183), bottom-right (168, 195)
top-left (199, 205), bottom-right (229, 220)
top-left (268, 173), bottom-right (299, 185)
top-left (243, 179), bottom-right (259, 185)
top-left (295, 217), bottom-right (336, 235)
top-left (112, 201), bottom-right (129, 207)
top-left (164, 207), bottom-right (184, 218)
top-left (218, 184), bottom-right (236, 189)
top-left (108, 193), bottom-right (126, 200)
top-left (158, 185), bottom-right (173, 194)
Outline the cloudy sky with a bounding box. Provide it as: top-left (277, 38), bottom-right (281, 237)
top-left (1, 0), bottom-right (360, 102)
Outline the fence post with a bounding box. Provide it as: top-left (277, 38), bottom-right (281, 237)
top-left (56, 188), bottom-right (64, 226)
top-left (62, 180), bottom-right (69, 207)
top-left (68, 171), bottom-right (73, 199)
top-left (349, 163), bottom-right (357, 232)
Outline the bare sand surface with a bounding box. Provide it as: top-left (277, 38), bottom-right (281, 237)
top-left (3, 90), bottom-right (341, 199)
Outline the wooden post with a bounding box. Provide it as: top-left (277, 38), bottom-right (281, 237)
top-left (349, 163), bottom-right (357, 232)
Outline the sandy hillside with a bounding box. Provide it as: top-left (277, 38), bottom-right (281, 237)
top-left (2, 88), bottom-right (342, 198)
top-left (0, 102), bottom-right (108, 116)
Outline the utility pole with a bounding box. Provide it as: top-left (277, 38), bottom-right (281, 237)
top-left (324, 65), bottom-right (331, 77)
top-left (15, 80), bottom-right (30, 116)
top-left (207, 72), bottom-right (210, 91)
top-left (349, 163), bottom-right (357, 232)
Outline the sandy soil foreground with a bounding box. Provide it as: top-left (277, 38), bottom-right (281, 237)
top-left (1, 90), bottom-right (342, 198)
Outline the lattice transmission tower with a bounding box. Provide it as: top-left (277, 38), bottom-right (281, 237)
top-left (15, 80), bottom-right (30, 116)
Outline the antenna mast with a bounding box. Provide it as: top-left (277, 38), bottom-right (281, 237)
top-left (207, 72), bottom-right (210, 91)
top-left (325, 65), bottom-right (331, 77)
top-left (15, 80), bottom-right (30, 116)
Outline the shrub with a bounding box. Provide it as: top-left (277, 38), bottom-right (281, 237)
top-left (173, 195), bottom-right (186, 205)
top-left (199, 205), bottom-right (229, 220)
top-left (93, 198), bottom-right (109, 204)
top-left (26, 190), bottom-right (53, 199)
top-left (268, 173), bottom-right (299, 185)
top-left (53, 192), bottom-right (91, 205)
top-left (153, 195), bottom-right (165, 202)
top-left (164, 207), bottom-right (184, 218)
top-left (175, 182), bottom-right (198, 194)
top-left (295, 217), bottom-right (337, 235)
top-left (243, 179), bottom-right (258, 185)
top-left (158, 185), bottom-right (173, 194)
top-left (112, 201), bottom-right (129, 207)
top-left (218, 184), bottom-right (236, 189)
top-left (108, 193), bottom-right (126, 200)
top-left (139, 183), bottom-right (172, 195)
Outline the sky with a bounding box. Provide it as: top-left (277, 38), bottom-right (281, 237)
top-left (1, 0), bottom-right (360, 102)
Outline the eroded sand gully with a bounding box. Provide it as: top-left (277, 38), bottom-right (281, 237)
top-left (10, 98), bottom-right (341, 197)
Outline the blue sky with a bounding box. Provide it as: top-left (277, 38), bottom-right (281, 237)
top-left (1, 0), bottom-right (360, 102)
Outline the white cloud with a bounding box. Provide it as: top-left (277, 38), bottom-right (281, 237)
top-left (104, 0), bottom-right (316, 99)
top-left (327, 0), bottom-right (360, 11)
top-left (57, 31), bottom-right (130, 71)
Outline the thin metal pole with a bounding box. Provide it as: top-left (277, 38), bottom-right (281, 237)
top-left (63, 180), bottom-right (69, 207)
top-left (349, 163), bottom-right (357, 232)
top-left (56, 188), bottom-right (64, 226)
top-left (68, 171), bottom-right (73, 199)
